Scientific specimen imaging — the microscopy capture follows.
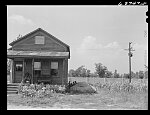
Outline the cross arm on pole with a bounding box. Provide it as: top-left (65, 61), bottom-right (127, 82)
top-left (124, 49), bottom-right (129, 51)
top-left (130, 47), bottom-right (135, 51)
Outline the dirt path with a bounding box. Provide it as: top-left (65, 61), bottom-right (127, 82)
top-left (7, 103), bottom-right (143, 110)
top-left (7, 104), bottom-right (86, 110)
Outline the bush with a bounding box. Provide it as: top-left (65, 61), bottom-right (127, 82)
top-left (18, 83), bottom-right (66, 98)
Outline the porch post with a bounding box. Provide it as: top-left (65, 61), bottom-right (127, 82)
top-left (32, 58), bottom-right (34, 84)
top-left (9, 59), bottom-right (13, 83)
top-left (62, 59), bottom-right (65, 85)
top-left (12, 59), bottom-right (14, 83)
top-left (22, 59), bottom-right (24, 83)
top-left (64, 58), bottom-right (68, 85)
top-left (66, 58), bottom-right (68, 85)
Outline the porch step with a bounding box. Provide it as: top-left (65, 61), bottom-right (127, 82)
top-left (7, 83), bottom-right (20, 86)
top-left (7, 90), bottom-right (18, 94)
top-left (7, 83), bottom-right (19, 94)
top-left (7, 87), bottom-right (18, 91)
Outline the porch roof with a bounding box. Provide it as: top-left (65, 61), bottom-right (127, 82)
top-left (7, 50), bottom-right (69, 58)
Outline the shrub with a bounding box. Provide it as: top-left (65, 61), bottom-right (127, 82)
top-left (35, 89), bottom-right (45, 98)
top-left (18, 83), bottom-right (67, 98)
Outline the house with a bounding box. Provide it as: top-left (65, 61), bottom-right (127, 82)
top-left (7, 28), bottom-right (70, 85)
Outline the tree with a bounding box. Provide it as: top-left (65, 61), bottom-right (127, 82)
top-left (131, 71), bottom-right (136, 78)
top-left (144, 70), bottom-right (148, 79)
top-left (95, 63), bottom-right (107, 78)
top-left (113, 69), bottom-right (120, 78)
top-left (123, 73), bottom-right (129, 79)
top-left (70, 65), bottom-right (91, 77)
top-left (86, 70), bottom-right (91, 77)
top-left (68, 69), bottom-right (76, 77)
top-left (90, 72), bottom-right (98, 77)
top-left (135, 72), bottom-right (139, 79)
top-left (105, 70), bottom-right (113, 78)
top-left (139, 71), bottom-right (144, 79)
top-left (75, 65), bottom-right (85, 77)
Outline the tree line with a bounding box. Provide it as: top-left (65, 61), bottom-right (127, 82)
top-left (68, 63), bottom-right (148, 79)
top-left (7, 59), bottom-right (148, 79)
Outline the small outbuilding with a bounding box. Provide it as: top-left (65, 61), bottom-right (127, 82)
top-left (7, 28), bottom-right (70, 85)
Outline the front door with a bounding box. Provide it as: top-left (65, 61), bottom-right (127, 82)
top-left (14, 61), bottom-right (23, 83)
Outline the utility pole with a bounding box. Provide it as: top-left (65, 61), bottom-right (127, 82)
top-left (144, 50), bottom-right (148, 79)
top-left (125, 42), bottom-right (135, 83)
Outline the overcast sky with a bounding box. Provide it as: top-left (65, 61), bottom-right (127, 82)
top-left (7, 5), bottom-right (148, 74)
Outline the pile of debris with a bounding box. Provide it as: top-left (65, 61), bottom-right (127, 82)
top-left (66, 81), bottom-right (97, 94)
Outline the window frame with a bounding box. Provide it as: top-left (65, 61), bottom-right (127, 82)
top-left (50, 61), bottom-right (59, 77)
top-left (15, 63), bottom-right (23, 71)
top-left (34, 61), bottom-right (41, 70)
top-left (35, 36), bottom-right (45, 44)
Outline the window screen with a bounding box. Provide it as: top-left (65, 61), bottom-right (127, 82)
top-left (35, 36), bottom-right (45, 44)
top-left (51, 62), bottom-right (58, 69)
top-left (34, 62), bottom-right (41, 70)
top-left (16, 64), bottom-right (23, 71)
top-left (51, 62), bottom-right (58, 76)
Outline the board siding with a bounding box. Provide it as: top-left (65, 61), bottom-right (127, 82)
top-left (51, 59), bottom-right (63, 85)
top-left (9, 29), bottom-right (69, 85)
top-left (14, 61), bottom-right (23, 83)
top-left (12, 31), bottom-right (67, 52)
top-left (24, 59), bottom-right (32, 77)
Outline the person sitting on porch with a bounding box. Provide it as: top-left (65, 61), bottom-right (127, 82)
top-left (22, 72), bottom-right (31, 84)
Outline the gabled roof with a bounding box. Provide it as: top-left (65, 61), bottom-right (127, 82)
top-left (9, 28), bottom-right (70, 49)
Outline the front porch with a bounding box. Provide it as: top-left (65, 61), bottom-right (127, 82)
top-left (8, 57), bottom-right (68, 85)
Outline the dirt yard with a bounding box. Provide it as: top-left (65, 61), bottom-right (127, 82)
top-left (7, 89), bottom-right (148, 110)
top-left (7, 76), bottom-right (148, 110)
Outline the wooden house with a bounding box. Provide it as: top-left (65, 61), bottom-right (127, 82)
top-left (7, 28), bottom-right (70, 85)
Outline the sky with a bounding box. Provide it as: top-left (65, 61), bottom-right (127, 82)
top-left (7, 5), bottom-right (148, 74)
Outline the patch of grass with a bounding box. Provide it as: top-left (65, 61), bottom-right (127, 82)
top-left (7, 94), bottom-right (60, 108)
top-left (7, 78), bottom-right (148, 110)
top-left (7, 90), bottom-right (148, 110)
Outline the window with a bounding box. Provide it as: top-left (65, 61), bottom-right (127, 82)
top-left (51, 62), bottom-right (58, 69)
top-left (34, 62), bottom-right (41, 70)
top-left (16, 64), bottom-right (23, 71)
top-left (34, 61), bottom-right (41, 78)
top-left (51, 62), bottom-right (58, 76)
top-left (35, 36), bottom-right (45, 44)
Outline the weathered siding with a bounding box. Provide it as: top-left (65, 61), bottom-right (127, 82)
top-left (8, 28), bottom-right (70, 85)
top-left (24, 59), bottom-right (32, 76)
top-left (12, 31), bottom-right (67, 52)
top-left (62, 59), bottom-right (68, 85)
top-left (51, 59), bottom-right (68, 85)
top-left (14, 61), bottom-right (23, 83)
top-left (41, 59), bottom-right (50, 77)
top-left (52, 59), bottom-right (63, 85)
top-left (30, 59), bottom-right (67, 85)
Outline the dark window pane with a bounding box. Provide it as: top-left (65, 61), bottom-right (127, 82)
top-left (16, 64), bottom-right (23, 71)
top-left (34, 70), bottom-right (41, 77)
top-left (51, 69), bottom-right (58, 76)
